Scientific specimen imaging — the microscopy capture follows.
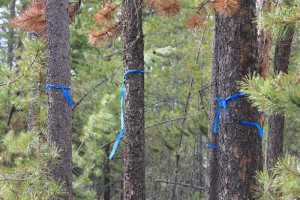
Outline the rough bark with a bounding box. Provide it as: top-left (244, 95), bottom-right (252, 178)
top-left (45, 0), bottom-right (72, 199)
top-left (273, 27), bottom-right (294, 74)
top-left (122, 0), bottom-right (145, 199)
top-left (267, 114), bottom-right (284, 168)
top-left (206, 1), bottom-right (262, 199)
top-left (267, 26), bottom-right (294, 169)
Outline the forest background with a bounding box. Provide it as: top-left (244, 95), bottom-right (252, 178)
top-left (0, 0), bottom-right (299, 199)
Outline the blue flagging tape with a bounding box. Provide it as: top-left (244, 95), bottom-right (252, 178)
top-left (109, 69), bottom-right (144, 159)
top-left (45, 84), bottom-right (73, 107)
top-left (207, 143), bottom-right (219, 149)
top-left (239, 120), bottom-right (263, 138)
top-left (213, 93), bottom-right (246, 133)
top-left (259, 110), bottom-right (265, 115)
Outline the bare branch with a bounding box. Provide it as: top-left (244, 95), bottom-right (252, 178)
top-left (72, 73), bottom-right (116, 111)
top-left (145, 115), bottom-right (198, 129)
top-left (155, 179), bottom-right (205, 191)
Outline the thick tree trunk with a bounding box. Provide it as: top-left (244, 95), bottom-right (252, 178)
top-left (267, 26), bottom-right (294, 169)
top-left (122, 0), bottom-right (145, 199)
top-left (45, 0), bottom-right (72, 199)
top-left (207, 1), bottom-right (262, 199)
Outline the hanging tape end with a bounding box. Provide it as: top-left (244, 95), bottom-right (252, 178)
top-left (207, 143), bottom-right (218, 149)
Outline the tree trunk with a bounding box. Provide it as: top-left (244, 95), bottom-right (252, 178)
top-left (267, 114), bottom-right (284, 167)
top-left (273, 27), bottom-right (294, 74)
top-left (122, 0), bottom-right (145, 199)
top-left (206, 2), bottom-right (262, 199)
top-left (7, 0), bottom-right (15, 71)
top-left (6, 0), bottom-right (16, 124)
top-left (267, 26), bottom-right (294, 169)
top-left (45, 0), bottom-right (72, 199)
top-left (257, 0), bottom-right (272, 80)
top-left (104, 145), bottom-right (111, 200)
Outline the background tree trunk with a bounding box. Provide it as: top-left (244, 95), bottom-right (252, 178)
top-left (122, 0), bottom-right (145, 199)
top-left (45, 0), bottom-right (72, 199)
top-left (267, 26), bottom-right (294, 169)
top-left (257, 0), bottom-right (272, 80)
top-left (104, 145), bottom-right (111, 200)
top-left (207, 1), bottom-right (262, 199)
top-left (6, 0), bottom-right (16, 126)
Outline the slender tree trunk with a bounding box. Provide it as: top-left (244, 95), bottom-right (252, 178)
top-left (257, 0), bottom-right (272, 167)
top-left (206, 2), bottom-right (262, 199)
top-left (267, 114), bottom-right (284, 166)
top-left (6, 0), bottom-right (16, 124)
top-left (267, 26), bottom-right (294, 169)
top-left (273, 27), bottom-right (294, 75)
top-left (257, 0), bottom-right (272, 80)
top-left (104, 145), bottom-right (111, 200)
top-left (45, 0), bottom-right (72, 199)
top-left (7, 0), bottom-right (15, 72)
top-left (122, 0), bottom-right (145, 200)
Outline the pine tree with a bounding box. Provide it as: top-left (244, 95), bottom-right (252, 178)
top-left (45, 0), bottom-right (72, 198)
top-left (122, 0), bottom-right (145, 199)
top-left (267, 24), bottom-right (295, 169)
top-left (255, 155), bottom-right (300, 199)
top-left (206, 1), bottom-right (262, 199)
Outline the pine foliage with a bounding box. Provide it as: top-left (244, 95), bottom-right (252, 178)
top-left (10, 0), bottom-right (45, 35)
top-left (148, 0), bottom-right (181, 17)
top-left (0, 131), bottom-right (65, 199)
top-left (88, 22), bottom-right (122, 46)
top-left (240, 71), bottom-right (300, 117)
top-left (258, 2), bottom-right (300, 38)
top-left (73, 95), bottom-right (120, 198)
top-left (94, 3), bottom-right (118, 24)
top-left (255, 155), bottom-right (300, 199)
top-left (212, 0), bottom-right (239, 16)
top-left (88, 1), bottom-right (122, 46)
top-left (10, 0), bottom-right (80, 36)
top-left (0, 34), bottom-right (63, 199)
top-left (186, 3), bottom-right (207, 30)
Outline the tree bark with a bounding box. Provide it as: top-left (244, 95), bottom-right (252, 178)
top-left (257, 0), bottom-right (272, 80)
top-left (45, 0), bottom-right (72, 199)
top-left (273, 27), bottom-right (294, 74)
top-left (267, 114), bottom-right (284, 167)
top-left (267, 26), bottom-right (294, 169)
top-left (206, 2), bottom-right (262, 199)
top-left (122, 0), bottom-right (145, 199)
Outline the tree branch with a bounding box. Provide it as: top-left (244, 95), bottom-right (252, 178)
top-left (1, 44), bottom-right (40, 87)
top-left (155, 179), bottom-right (205, 191)
top-left (145, 115), bottom-right (199, 129)
top-left (0, 172), bottom-right (33, 182)
top-left (72, 73), bottom-right (116, 111)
